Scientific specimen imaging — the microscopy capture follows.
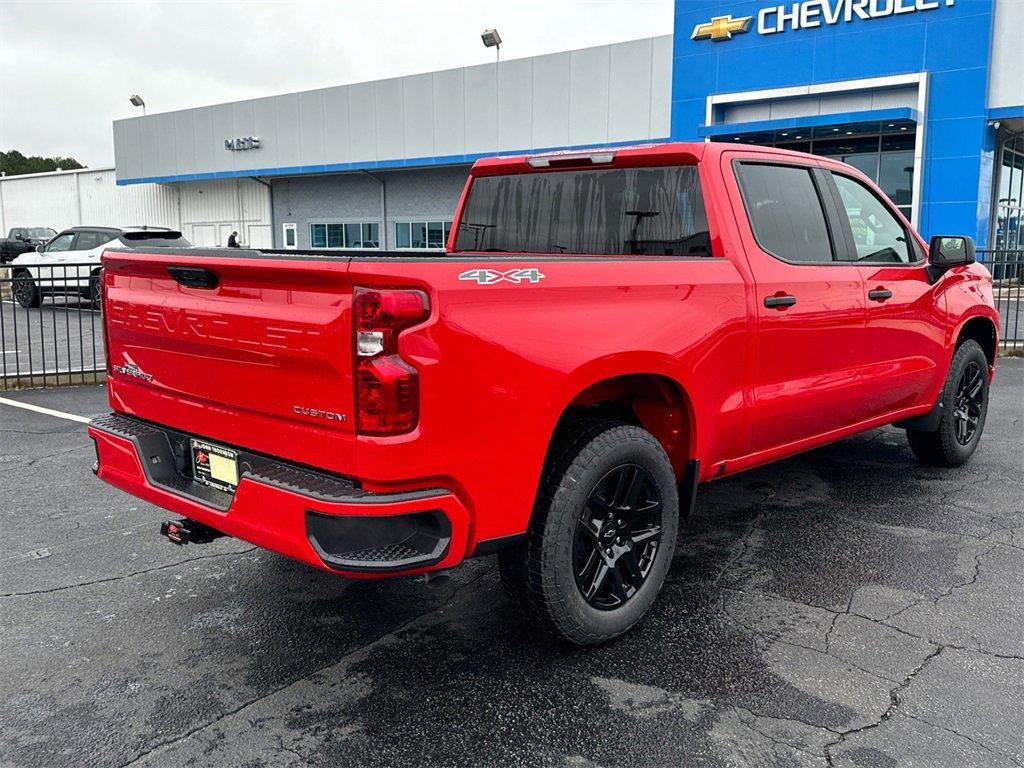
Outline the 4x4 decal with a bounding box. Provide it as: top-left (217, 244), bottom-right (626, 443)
top-left (458, 268), bottom-right (546, 285)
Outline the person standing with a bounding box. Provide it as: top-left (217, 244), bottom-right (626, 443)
top-left (227, 231), bottom-right (240, 248)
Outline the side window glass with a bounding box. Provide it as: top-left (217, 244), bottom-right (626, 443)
top-left (735, 163), bottom-right (833, 263)
top-left (45, 234), bottom-right (75, 252)
top-left (73, 232), bottom-right (104, 251)
top-left (831, 174), bottom-right (911, 264)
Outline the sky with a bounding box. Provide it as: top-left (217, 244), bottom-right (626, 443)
top-left (0, 0), bottom-right (673, 168)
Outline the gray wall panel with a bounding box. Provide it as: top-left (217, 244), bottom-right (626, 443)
top-left (650, 35), bottom-right (672, 138)
top-left (403, 73), bottom-right (435, 158)
top-left (322, 87), bottom-right (352, 164)
top-left (232, 99), bottom-right (259, 171)
top-left (192, 108), bottom-right (216, 175)
top-left (140, 118), bottom-right (161, 179)
top-left (298, 90), bottom-right (326, 166)
top-left (173, 111), bottom-right (195, 176)
top-left (497, 57), bottom-right (533, 151)
top-left (608, 38), bottom-right (653, 142)
top-left (274, 94), bottom-right (301, 168)
top-left (252, 97), bottom-right (280, 170)
top-left (531, 52), bottom-right (571, 149)
top-left (463, 63), bottom-right (498, 153)
top-left (990, 0), bottom-right (1024, 109)
top-left (115, 35), bottom-right (672, 182)
top-left (432, 68), bottom-right (465, 157)
top-left (211, 104), bottom-right (236, 172)
top-left (569, 45), bottom-right (611, 146)
top-left (375, 78), bottom-right (405, 161)
top-left (156, 114), bottom-right (179, 177)
top-left (349, 82), bottom-right (377, 162)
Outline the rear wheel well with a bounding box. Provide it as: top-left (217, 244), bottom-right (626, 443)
top-left (956, 317), bottom-right (996, 367)
top-left (548, 374), bottom-right (693, 480)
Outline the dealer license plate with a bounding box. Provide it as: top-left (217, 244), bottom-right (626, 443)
top-left (191, 439), bottom-right (239, 492)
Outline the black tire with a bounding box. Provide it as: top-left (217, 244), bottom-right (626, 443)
top-left (12, 271), bottom-right (40, 309)
top-left (907, 339), bottom-right (989, 467)
top-left (499, 421), bottom-right (679, 645)
top-left (88, 272), bottom-right (101, 309)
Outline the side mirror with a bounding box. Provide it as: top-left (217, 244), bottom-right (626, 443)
top-left (35, 244), bottom-right (45, 253)
top-left (928, 235), bottom-right (975, 268)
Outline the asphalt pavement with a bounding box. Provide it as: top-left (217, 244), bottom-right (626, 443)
top-left (0, 362), bottom-right (1021, 767)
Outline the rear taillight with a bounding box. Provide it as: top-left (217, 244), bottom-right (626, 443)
top-left (353, 287), bottom-right (429, 435)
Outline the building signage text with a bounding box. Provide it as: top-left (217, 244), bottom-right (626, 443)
top-left (691, 0), bottom-right (954, 41)
top-left (224, 136), bottom-right (261, 151)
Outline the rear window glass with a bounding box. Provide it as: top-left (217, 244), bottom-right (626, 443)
top-left (118, 231), bottom-right (191, 248)
top-left (734, 163), bottom-right (833, 264)
top-left (454, 166), bottom-right (711, 257)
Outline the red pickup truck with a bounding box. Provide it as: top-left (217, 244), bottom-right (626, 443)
top-left (89, 142), bottom-right (998, 644)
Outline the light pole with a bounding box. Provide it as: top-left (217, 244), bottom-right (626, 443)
top-left (481, 28), bottom-right (502, 63)
top-left (129, 94), bottom-right (146, 116)
top-left (482, 29), bottom-right (502, 151)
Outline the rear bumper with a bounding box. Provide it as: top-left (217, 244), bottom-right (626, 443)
top-left (88, 414), bottom-right (470, 577)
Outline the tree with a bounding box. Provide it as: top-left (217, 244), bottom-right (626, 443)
top-left (0, 150), bottom-right (84, 176)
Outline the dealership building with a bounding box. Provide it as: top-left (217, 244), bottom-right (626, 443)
top-left (2, 0), bottom-right (1021, 253)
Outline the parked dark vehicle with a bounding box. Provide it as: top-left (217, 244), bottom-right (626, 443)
top-left (0, 227), bottom-right (56, 263)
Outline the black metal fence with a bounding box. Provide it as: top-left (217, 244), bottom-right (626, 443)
top-left (0, 251), bottom-right (1021, 391)
top-left (0, 262), bottom-right (105, 390)
top-left (979, 250), bottom-right (1023, 349)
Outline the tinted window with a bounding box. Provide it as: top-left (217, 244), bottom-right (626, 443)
top-left (454, 166), bottom-right (711, 256)
top-left (45, 233), bottom-right (75, 252)
top-left (831, 173), bottom-right (912, 264)
top-left (73, 231), bottom-right (112, 251)
top-left (735, 163), bottom-right (833, 263)
top-left (118, 231), bottom-right (191, 248)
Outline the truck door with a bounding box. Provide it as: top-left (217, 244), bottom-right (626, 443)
top-left (822, 169), bottom-right (945, 417)
top-left (726, 156), bottom-right (870, 454)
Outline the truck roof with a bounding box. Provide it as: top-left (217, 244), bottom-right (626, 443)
top-left (470, 141), bottom-right (821, 176)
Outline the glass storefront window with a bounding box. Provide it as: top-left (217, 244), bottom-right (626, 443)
top-left (815, 135), bottom-right (880, 179)
top-left (395, 220), bottom-right (452, 249)
top-left (731, 129), bottom-right (916, 222)
top-left (308, 221), bottom-right (381, 249)
top-left (993, 136), bottom-right (1023, 251)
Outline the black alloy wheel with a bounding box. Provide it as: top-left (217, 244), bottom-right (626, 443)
top-left (89, 273), bottom-right (102, 309)
top-left (906, 339), bottom-right (989, 467)
top-left (952, 360), bottom-right (984, 446)
top-left (573, 464), bottom-right (663, 610)
top-left (13, 272), bottom-right (40, 309)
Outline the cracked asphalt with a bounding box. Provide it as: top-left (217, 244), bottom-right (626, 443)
top-left (1, 361), bottom-right (1021, 768)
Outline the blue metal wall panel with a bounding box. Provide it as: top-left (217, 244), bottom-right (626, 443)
top-left (672, 0), bottom-right (997, 244)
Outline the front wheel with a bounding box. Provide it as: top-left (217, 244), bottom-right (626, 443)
top-left (87, 272), bottom-right (101, 309)
top-left (906, 339), bottom-right (990, 467)
top-left (499, 421), bottom-right (679, 645)
top-left (12, 271), bottom-right (40, 309)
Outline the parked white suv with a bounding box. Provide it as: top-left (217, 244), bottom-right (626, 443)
top-left (9, 227), bottom-right (191, 308)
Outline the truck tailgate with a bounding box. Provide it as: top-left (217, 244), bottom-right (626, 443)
top-left (101, 250), bottom-right (357, 473)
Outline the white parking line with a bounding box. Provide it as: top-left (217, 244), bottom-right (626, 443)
top-left (0, 396), bottom-right (91, 424)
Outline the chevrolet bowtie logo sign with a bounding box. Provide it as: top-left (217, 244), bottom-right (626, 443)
top-left (691, 14), bottom-right (753, 42)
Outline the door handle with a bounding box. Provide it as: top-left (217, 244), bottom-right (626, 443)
top-left (167, 266), bottom-right (219, 289)
top-left (764, 294), bottom-right (797, 309)
top-left (868, 288), bottom-right (893, 302)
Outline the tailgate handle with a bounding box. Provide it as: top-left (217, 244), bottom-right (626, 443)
top-left (167, 266), bottom-right (218, 289)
